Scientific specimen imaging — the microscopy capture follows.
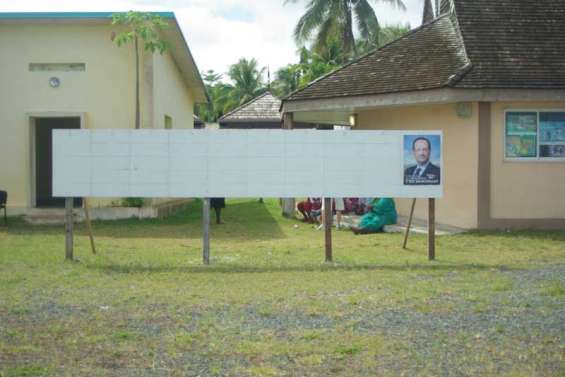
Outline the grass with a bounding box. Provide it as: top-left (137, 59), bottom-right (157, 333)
top-left (0, 198), bottom-right (564, 376)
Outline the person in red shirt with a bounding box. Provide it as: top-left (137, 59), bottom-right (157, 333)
top-left (297, 198), bottom-right (313, 222)
top-left (297, 197), bottom-right (322, 223)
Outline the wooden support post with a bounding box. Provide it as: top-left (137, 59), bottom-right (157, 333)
top-left (65, 197), bottom-right (74, 261)
top-left (428, 198), bottom-right (435, 261)
top-left (324, 197), bottom-right (332, 262)
top-left (281, 112), bottom-right (295, 218)
top-left (83, 198), bottom-right (96, 255)
top-left (203, 198), bottom-right (210, 265)
top-left (402, 198), bottom-right (417, 249)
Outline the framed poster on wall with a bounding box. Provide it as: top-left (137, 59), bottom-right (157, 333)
top-left (539, 112), bottom-right (565, 158)
top-left (505, 112), bottom-right (537, 158)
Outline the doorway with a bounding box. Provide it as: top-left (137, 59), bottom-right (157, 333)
top-left (34, 117), bottom-right (82, 208)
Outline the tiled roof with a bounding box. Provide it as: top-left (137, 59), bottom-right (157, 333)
top-left (286, 14), bottom-right (467, 101)
top-left (453, 0), bottom-right (565, 88)
top-left (285, 0), bottom-right (565, 102)
top-left (220, 92), bottom-right (282, 122)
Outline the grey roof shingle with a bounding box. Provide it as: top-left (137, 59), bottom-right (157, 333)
top-left (285, 0), bottom-right (565, 102)
top-left (220, 92), bottom-right (282, 122)
top-left (453, 0), bottom-right (565, 88)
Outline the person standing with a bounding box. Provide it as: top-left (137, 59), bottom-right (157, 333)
top-left (210, 198), bottom-right (225, 224)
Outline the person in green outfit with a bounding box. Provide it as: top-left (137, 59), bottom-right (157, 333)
top-left (351, 198), bottom-right (397, 235)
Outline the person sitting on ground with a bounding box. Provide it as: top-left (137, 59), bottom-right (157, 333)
top-left (351, 198), bottom-right (397, 235)
top-left (297, 198), bottom-right (314, 223)
top-left (210, 197), bottom-right (225, 224)
top-left (309, 197), bottom-right (323, 224)
top-left (358, 197), bottom-right (374, 214)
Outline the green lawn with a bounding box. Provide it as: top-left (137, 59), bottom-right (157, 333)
top-left (0, 199), bottom-right (564, 377)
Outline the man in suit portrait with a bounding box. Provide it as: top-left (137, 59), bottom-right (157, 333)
top-left (404, 137), bottom-right (441, 185)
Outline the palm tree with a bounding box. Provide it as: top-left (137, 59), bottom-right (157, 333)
top-left (285, 0), bottom-right (406, 58)
top-left (272, 64), bottom-right (302, 98)
top-left (227, 58), bottom-right (267, 107)
top-left (196, 70), bottom-right (233, 122)
top-left (355, 23), bottom-right (410, 55)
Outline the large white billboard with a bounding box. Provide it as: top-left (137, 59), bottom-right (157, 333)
top-left (53, 129), bottom-right (443, 198)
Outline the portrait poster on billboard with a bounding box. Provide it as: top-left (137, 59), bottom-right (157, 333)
top-left (403, 134), bottom-right (442, 186)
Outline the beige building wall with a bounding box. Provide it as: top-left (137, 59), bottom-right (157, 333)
top-left (357, 103), bottom-right (480, 229)
top-left (490, 101), bottom-right (565, 219)
top-left (150, 51), bottom-right (196, 206)
top-left (0, 23), bottom-right (137, 212)
top-left (153, 50), bottom-right (195, 130)
top-left (0, 22), bottom-right (196, 213)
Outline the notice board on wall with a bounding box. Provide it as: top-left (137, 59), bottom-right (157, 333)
top-left (53, 129), bottom-right (443, 198)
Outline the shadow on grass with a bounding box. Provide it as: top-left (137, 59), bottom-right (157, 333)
top-left (85, 261), bottom-right (519, 275)
top-left (3, 199), bottom-right (287, 241)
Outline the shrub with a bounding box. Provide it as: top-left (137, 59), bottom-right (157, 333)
top-left (121, 197), bottom-right (144, 208)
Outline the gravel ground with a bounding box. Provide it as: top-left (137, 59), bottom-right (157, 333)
top-left (2, 265), bottom-right (563, 376)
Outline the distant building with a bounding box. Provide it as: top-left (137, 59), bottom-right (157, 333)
top-left (219, 91), bottom-right (328, 129)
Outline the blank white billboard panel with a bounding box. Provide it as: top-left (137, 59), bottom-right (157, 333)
top-left (53, 129), bottom-right (443, 198)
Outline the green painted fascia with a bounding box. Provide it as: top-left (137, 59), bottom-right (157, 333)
top-left (0, 12), bottom-right (175, 19)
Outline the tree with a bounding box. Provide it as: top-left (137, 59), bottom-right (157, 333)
top-left (112, 11), bottom-right (169, 129)
top-left (297, 46), bottom-right (341, 88)
top-left (227, 58), bottom-right (267, 107)
top-left (285, 0), bottom-right (406, 59)
top-left (272, 64), bottom-right (302, 98)
top-left (195, 70), bottom-right (233, 122)
top-left (355, 23), bottom-right (410, 56)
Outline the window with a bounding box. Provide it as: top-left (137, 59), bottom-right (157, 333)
top-left (164, 115), bottom-right (173, 130)
top-left (505, 111), bottom-right (565, 159)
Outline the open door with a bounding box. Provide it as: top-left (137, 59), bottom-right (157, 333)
top-left (35, 117), bottom-right (82, 208)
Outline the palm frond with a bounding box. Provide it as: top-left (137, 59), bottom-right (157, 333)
top-left (312, 14), bottom-right (337, 53)
top-left (371, 0), bottom-right (406, 12)
top-left (293, 0), bottom-right (331, 45)
top-left (354, 0), bottom-right (380, 46)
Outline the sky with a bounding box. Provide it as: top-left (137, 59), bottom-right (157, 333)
top-left (0, 0), bottom-right (425, 81)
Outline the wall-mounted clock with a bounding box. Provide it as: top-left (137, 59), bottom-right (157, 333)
top-left (49, 77), bottom-right (60, 88)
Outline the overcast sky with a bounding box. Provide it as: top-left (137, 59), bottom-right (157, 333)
top-left (0, 0), bottom-right (425, 80)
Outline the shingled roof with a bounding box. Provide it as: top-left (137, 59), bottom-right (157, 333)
top-left (220, 92), bottom-right (282, 123)
top-left (285, 0), bottom-right (565, 102)
top-left (453, 0), bottom-right (565, 88)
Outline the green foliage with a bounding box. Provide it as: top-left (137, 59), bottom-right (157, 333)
top-left (285, 0), bottom-right (406, 58)
top-left (196, 19), bottom-right (409, 116)
top-left (271, 46), bottom-right (340, 98)
top-left (356, 23), bottom-right (410, 55)
top-left (121, 197), bottom-right (144, 208)
top-left (271, 24), bottom-right (409, 98)
top-left (227, 58), bottom-right (267, 107)
top-left (111, 11), bottom-right (169, 54)
top-left (111, 11), bottom-right (170, 129)
top-left (196, 70), bottom-right (233, 122)
top-left (271, 64), bottom-right (302, 98)
top-left (196, 60), bottom-right (268, 122)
